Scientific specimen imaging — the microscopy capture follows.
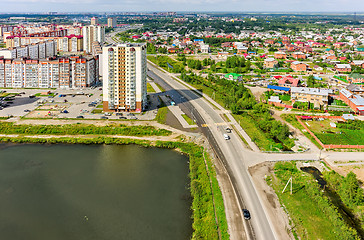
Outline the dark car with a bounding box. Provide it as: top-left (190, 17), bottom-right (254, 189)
top-left (243, 209), bottom-right (251, 220)
top-left (100, 116), bottom-right (108, 119)
top-left (24, 109), bottom-right (31, 112)
top-left (61, 110), bottom-right (69, 113)
top-left (119, 116), bottom-right (127, 119)
top-left (76, 115), bottom-right (84, 119)
top-left (116, 112), bottom-right (123, 116)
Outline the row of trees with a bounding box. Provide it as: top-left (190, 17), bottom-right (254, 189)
top-left (180, 72), bottom-right (293, 150)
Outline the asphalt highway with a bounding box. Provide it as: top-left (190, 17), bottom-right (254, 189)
top-left (147, 64), bottom-right (276, 240)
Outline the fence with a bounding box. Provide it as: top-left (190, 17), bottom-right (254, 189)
top-left (296, 115), bottom-right (364, 149)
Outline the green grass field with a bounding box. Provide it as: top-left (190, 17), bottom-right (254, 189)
top-left (182, 114), bottom-right (195, 125)
top-left (270, 162), bottom-right (359, 239)
top-left (147, 83), bottom-right (156, 93)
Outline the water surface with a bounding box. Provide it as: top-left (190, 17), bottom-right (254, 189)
top-left (0, 144), bottom-right (192, 240)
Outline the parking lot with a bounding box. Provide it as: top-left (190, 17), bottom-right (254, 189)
top-left (0, 88), bottom-right (159, 121)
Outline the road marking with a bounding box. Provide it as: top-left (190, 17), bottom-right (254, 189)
top-left (201, 122), bottom-right (228, 127)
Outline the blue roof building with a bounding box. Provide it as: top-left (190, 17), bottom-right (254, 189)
top-left (267, 85), bottom-right (290, 92)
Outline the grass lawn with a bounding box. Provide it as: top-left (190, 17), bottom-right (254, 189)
top-left (147, 83), bottom-right (156, 93)
top-left (96, 104), bottom-right (103, 109)
top-left (271, 173), bottom-right (341, 239)
top-left (281, 114), bottom-right (324, 149)
top-left (270, 162), bottom-right (357, 239)
top-left (155, 97), bottom-right (168, 124)
top-left (182, 114), bottom-right (195, 125)
top-left (233, 113), bottom-right (277, 151)
top-left (35, 92), bottom-right (56, 97)
top-left (91, 109), bottom-right (103, 114)
top-left (154, 82), bottom-right (165, 92)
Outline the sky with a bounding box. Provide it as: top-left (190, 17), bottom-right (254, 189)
top-left (1, 0), bottom-right (363, 13)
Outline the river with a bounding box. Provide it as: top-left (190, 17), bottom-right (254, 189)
top-left (0, 143), bottom-right (192, 240)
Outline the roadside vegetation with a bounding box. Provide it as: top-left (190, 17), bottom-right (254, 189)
top-left (155, 97), bottom-right (168, 124)
top-left (0, 122), bottom-right (171, 137)
top-left (147, 82), bottom-right (156, 93)
top-left (182, 114), bottom-right (195, 125)
top-left (150, 55), bottom-right (293, 151)
top-left (268, 162), bottom-right (360, 239)
top-left (282, 114), bottom-right (364, 146)
top-left (180, 71), bottom-right (294, 151)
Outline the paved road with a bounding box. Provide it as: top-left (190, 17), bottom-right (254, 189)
top-left (148, 63), bottom-right (276, 240)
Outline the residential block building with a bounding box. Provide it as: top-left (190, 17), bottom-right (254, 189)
top-left (102, 43), bottom-right (147, 112)
top-left (264, 58), bottom-right (278, 68)
top-left (291, 87), bottom-right (332, 107)
top-left (291, 61), bottom-right (307, 71)
top-left (107, 17), bottom-right (117, 28)
top-left (0, 56), bottom-right (98, 89)
top-left (83, 25), bottom-right (105, 53)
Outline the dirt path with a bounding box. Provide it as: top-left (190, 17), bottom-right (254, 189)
top-left (249, 162), bottom-right (294, 240)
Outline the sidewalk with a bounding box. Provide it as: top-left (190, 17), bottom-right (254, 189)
top-left (149, 78), bottom-right (197, 129)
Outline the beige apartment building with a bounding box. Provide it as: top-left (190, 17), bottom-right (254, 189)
top-left (0, 56), bottom-right (97, 89)
top-left (83, 25), bottom-right (105, 53)
top-left (291, 87), bottom-right (333, 108)
top-left (102, 43), bottom-right (147, 112)
top-left (107, 17), bottom-right (117, 28)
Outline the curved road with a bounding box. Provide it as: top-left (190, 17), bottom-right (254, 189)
top-left (147, 63), bottom-right (276, 240)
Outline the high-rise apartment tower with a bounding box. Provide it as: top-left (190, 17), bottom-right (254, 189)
top-left (102, 43), bottom-right (147, 112)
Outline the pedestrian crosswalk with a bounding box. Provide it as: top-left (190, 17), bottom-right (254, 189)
top-left (201, 122), bottom-right (229, 127)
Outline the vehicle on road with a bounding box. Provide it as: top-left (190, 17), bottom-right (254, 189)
top-left (116, 113), bottom-right (123, 116)
top-left (104, 112), bottom-right (112, 116)
top-left (226, 127), bottom-right (231, 133)
top-left (100, 116), bottom-right (108, 119)
top-left (24, 109), bottom-right (31, 112)
top-left (119, 116), bottom-right (127, 119)
top-left (61, 110), bottom-right (69, 113)
top-left (76, 116), bottom-right (84, 119)
top-left (223, 133), bottom-right (230, 140)
top-left (243, 209), bottom-right (251, 220)
top-left (29, 95), bottom-right (35, 98)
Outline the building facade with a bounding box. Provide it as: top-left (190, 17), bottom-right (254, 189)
top-left (107, 18), bottom-right (117, 28)
top-left (102, 43), bottom-right (147, 112)
top-left (0, 56), bottom-right (98, 89)
top-left (82, 25), bottom-right (105, 53)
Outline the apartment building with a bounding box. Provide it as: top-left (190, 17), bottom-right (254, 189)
top-left (102, 43), bottom-right (147, 112)
top-left (91, 17), bottom-right (99, 25)
top-left (83, 25), bottom-right (105, 53)
top-left (264, 58), bottom-right (278, 68)
top-left (0, 40), bottom-right (57, 60)
top-left (291, 87), bottom-right (333, 107)
top-left (107, 17), bottom-right (117, 28)
top-left (6, 36), bottom-right (83, 52)
top-left (0, 56), bottom-right (98, 89)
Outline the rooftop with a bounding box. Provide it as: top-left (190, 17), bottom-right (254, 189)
top-left (291, 87), bottom-right (332, 96)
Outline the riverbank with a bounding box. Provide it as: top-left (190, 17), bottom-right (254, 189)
top-left (0, 133), bottom-right (229, 240)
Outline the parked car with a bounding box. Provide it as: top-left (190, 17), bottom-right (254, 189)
top-left (116, 113), bottom-right (123, 116)
top-left (100, 116), bottom-right (108, 119)
top-left (119, 116), bottom-right (127, 119)
top-left (130, 116), bottom-right (138, 120)
top-left (76, 116), bottom-right (84, 119)
top-left (61, 110), bottom-right (69, 113)
top-left (29, 95), bottom-right (35, 98)
top-left (104, 112), bottom-right (112, 116)
top-left (24, 109), bottom-right (31, 112)
top-left (242, 209), bottom-right (251, 220)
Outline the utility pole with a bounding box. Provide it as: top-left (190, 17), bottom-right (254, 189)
top-left (282, 176), bottom-right (293, 195)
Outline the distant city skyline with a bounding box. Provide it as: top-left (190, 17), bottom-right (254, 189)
top-left (1, 0), bottom-right (364, 13)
